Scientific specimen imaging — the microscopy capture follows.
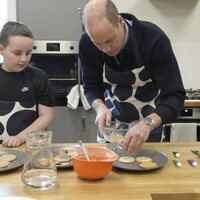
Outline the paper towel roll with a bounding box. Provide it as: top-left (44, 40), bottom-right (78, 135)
top-left (170, 123), bottom-right (197, 142)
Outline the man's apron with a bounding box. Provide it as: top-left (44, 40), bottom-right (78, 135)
top-left (102, 29), bottom-right (162, 142)
top-left (0, 70), bottom-right (37, 143)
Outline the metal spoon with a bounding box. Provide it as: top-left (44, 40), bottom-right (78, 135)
top-left (78, 140), bottom-right (90, 161)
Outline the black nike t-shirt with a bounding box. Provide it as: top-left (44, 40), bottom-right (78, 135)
top-left (0, 64), bottom-right (54, 107)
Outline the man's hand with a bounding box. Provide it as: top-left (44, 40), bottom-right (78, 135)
top-left (92, 99), bottom-right (112, 137)
top-left (123, 120), bottom-right (151, 153)
top-left (123, 114), bottom-right (162, 153)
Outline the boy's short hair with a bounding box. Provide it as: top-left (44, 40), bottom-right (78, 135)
top-left (0, 21), bottom-right (33, 47)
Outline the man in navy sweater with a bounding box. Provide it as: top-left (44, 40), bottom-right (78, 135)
top-left (79, 0), bottom-right (185, 152)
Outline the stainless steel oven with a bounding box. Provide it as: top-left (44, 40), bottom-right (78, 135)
top-left (30, 40), bottom-right (79, 106)
top-left (163, 106), bottom-right (200, 141)
top-left (163, 89), bottom-right (200, 141)
top-left (163, 108), bottom-right (200, 141)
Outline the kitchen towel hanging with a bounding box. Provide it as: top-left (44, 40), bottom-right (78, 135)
top-left (67, 84), bottom-right (91, 110)
top-left (170, 123), bottom-right (197, 142)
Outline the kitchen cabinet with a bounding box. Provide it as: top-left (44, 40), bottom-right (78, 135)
top-left (16, 0), bottom-right (87, 40)
top-left (87, 109), bottom-right (98, 142)
top-left (49, 107), bottom-right (97, 143)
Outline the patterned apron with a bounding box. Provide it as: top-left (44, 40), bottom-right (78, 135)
top-left (0, 70), bottom-right (37, 143)
top-left (102, 29), bottom-right (162, 141)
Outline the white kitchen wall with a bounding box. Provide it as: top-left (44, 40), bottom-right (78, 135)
top-left (0, 0), bottom-right (16, 63)
top-left (7, 0), bottom-right (16, 21)
top-left (113, 0), bottom-right (200, 89)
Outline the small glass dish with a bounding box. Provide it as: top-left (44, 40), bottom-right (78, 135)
top-left (102, 121), bottom-right (130, 145)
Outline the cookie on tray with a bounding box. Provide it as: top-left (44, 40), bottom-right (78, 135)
top-left (57, 149), bottom-right (69, 155)
top-left (37, 158), bottom-right (50, 167)
top-left (0, 160), bottom-right (11, 169)
top-left (139, 162), bottom-right (158, 169)
top-left (0, 154), bottom-right (17, 162)
top-left (135, 156), bottom-right (152, 163)
top-left (54, 154), bottom-right (71, 165)
top-left (119, 156), bottom-right (135, 163)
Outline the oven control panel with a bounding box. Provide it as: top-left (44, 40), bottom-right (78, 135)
top-left (32, 40), bottom-right (78, 54)
top-left (179, 108), bottom-right (200, 119)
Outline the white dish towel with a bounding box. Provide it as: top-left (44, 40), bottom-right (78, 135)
top-left (170, 123), bottom-right (197, 142)
top-left (67, 84), bottom-right (91, 110)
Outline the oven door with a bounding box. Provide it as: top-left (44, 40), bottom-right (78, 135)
top-left (163, 123), bottom-right (200, 142)
top-left (163, 108), bottom-right (200, 142)
top-left (30, 54), bottom-right (79, 106)
top-left (30, 54), bottom-right (78, 79)
top-left (51, 79), bottom-right (77, 106)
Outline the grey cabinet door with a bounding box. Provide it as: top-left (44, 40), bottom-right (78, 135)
top-left (49, 107), bottom-right (89, 143)
top-left (16, 0), bottom-right (87, 40)
top-left (88, 109), bottom-right (98, 143)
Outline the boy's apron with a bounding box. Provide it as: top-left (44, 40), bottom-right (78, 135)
top-left (102, 28), bottom-right (162, 141)
top-left (0, 70), bottom-right (37, 143)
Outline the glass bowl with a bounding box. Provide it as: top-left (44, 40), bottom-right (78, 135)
top-left (102, 121), bottom-right (130, 144)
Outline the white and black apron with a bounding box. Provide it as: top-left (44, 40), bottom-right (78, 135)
top-left (0, 70), bottom-right (37, 143)
top-left (102, 29), bottom-right (162, 142)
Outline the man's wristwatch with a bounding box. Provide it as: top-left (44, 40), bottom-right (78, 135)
top-left (143, 117), bottom-right (155, 129)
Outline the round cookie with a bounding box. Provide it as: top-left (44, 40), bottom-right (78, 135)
top-left (37, 158), bottom-right (50, 166)
top-left (0, 154), bottom-right (17, 162)
top-left (119, 156), bottom-right (135, 163)
top-left (57, 149), bottom-right (69, 155)
top-left (139, 162), bottom-right (158, 169)
top-left (54, 155), bottom-right (71, 165)
top-left (136, 156), bottom-right (152, 163)
top-left (0, 160), bottom-right (11, 169)
top-left (59, 162), bottom-right (71, 166)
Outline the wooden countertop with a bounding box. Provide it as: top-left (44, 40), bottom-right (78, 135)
top-left (184, 100), bottom-right (200, 107)
top-left (1, 142), bottom-right (200, 200)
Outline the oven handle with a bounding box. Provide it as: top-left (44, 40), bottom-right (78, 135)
top-left (49, 78), bottom-right (77, 80)
top-left (81, 116), bottom-right (86, 132)
top-left (165, 123), bottom-right (200, 126)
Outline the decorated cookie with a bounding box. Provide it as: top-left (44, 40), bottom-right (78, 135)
top-left (37, 158), bottom-right (50, 167)
top-left (119, 156), bottom-right (135, 163)
top-left (136, 156), bottom-right (153, 163)
top-left (54, 154), bottom-right (71, 165)
top-left (139, 162), bottom-right (158, 169)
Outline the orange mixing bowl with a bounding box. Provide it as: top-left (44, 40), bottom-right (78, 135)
top-left (71, 147), bottom-right (119, 180)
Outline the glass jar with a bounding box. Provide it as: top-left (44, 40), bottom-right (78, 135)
top-left (21, 130), bottom-right (57, 191)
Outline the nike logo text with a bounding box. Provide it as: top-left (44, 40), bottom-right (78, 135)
top-left (21, 87), bottom-right (29, 92)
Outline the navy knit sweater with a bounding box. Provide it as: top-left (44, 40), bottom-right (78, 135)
top-left (79, 13), bottom-right (185, 124)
